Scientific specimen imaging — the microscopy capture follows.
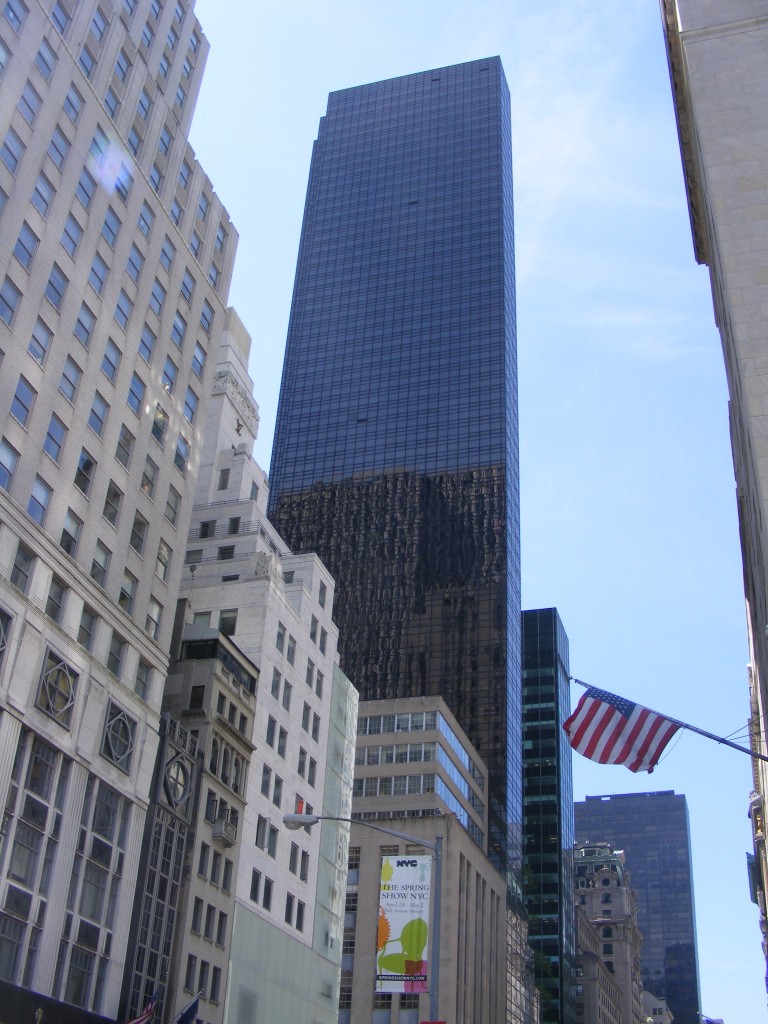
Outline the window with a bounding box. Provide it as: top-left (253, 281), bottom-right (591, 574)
top-left (37, 648), bottom-right (78, 726)
top-left (103, 481), bottom-right (123, 526)
top-left (45, 575), bottom-right (67, 623)
top-left (90, 126), bottom-right (109, 166)
top-left (158, 124), bottom-right (173, 156)
top-left (138, 201), bottom-right (154, 238)
top-left (215, 223), bottom-right (227, 252)
top-left (62, 82), bottom-right (86, 124)
top-left (284, 893), bottom-right (294, 925)
top-left (148, 278), bottom-right (165, 316)
top-left (76, 167), bottom-right (96, 209)
top-left (0, 277), bottom-right (21, 325)
top-left (61, 508), bottom-right (83, 556)
top-left (58, 214), bottom-right (83, 258)
top-left (191, 341), bottom-right (206, 378)
top-left (11, 376), bottom-right (35, 427)
top-left (315, 670), bottom-right (324, 698)
top-left (135, 658), bottom-right (151, 699)
top-left (45, 264), bottom-right (68, 310)
top-left (79, 46), bottom-right (95, 78)
top-left (278, 727), bottom-right (287, 758)
top-left (0, 128), bottom-right (24, 174)
top-left (178, 160), bottom-right (191, 189)
top-left (320, 627), bottom-right (327, 654)
top-left (287, 635), bottom-right (296, 666)
top-left (160, 236), bottom-right (176, 272)
top-left (114, 48), bottom-right (130, 81)
top-left (308, 758), bottom-right (316, 786)
top-left (171, 311), bottom-right (187, 348)
top-left (162, 356), bottom-right (177, 394)
top-left (74, 449), bottom-right (96, 495)
top-left (18, 80), bottom-right (40, 125)
top-left (174, 434), bottom-right (190, 475)
top-left (0, 437), bottom-right (19, 490)
top-left (47, 125), bottom-right (69, 169)
top-left (3, 0), bottom-right (26, 32)
top-left (164, 485), bottom-right (181, 526)
top-left (130, 512), bottom-right (148, 554)
top-left (27, 476), bottom-right (52, 525)
top-left (155, 539), bottom-right (171, 582)
top-left (180, 268), bottom-right (195, 303)
top-left (91, 540), bottom-right (110, 587)
top-left (312, 714), bottom-right (320, 742)
top-left (219, 608), bottom-right (236, 635)
top-left (197, 192), bottom-right (209, 222)
top-left (115, 424), bottom-right (134, 468)
top-left (115, 163), bottom-right (133, 202)
top-left (141, 21), bottom-right (153, 48)
top-left (175, 83), bottom-right (186, 109)
top-left (74, 302), bottom-right (96, 347)
top-left (78, 605), bottom-right (97, 650)
top-left (141, 455), bottom-right (158, 498)
top-left (200, 299), bottom-right (213, 334)
top-left (104, 87), bottom-right (119, 119)
top-left (106, 632), bottom-right (125, 675)
top-left (306, 659), bottom-right (314, 688)
top-left (32, 173), bottom-right (55, 216)
top-left (217, 468), bottom-right (229, 490)
top-left (90, 6), bottom-right (107, 39)
top-left (102, 703), bottom-right (136, 772)
top-left (272, 777), bottom-right (282, 808)
top-left (102, 207), bottom-right (121, 248)
top-left (89, 253), bottom-right (109, 295)
top-left (43, 414), bottom-right (66, 463)
top-left (282, 682), bottom-right (292, 711)
top-left (198, 843), bottom-right (209, 877)
top-left (138, 323), bottom-right (156, 363)
top-left (10, 542), bottom-right (34, 593)
top-left (183, 386), bottom-right (198, 423)
top-left (101, 338), bottom-right (121, 382)
top-left (127, 245), bottom-right (144, 283)
top-left (88, 392), bottom-right (109, 437)
top-left (190, 230), bottom-right (201, 256)
top-left (250, 869), bottom-right (261, 903)
top-left (59, 356), bottom-right (81, 402)
top-left (208, 262), bottom-right (219, 289)
top-left (149, 163), bottom-right (162, 193)
top-left (127, 372), bottom-right (145, 413)
top-left (151, 405), bottom-right (168, 444)
top-left (295, 901), bottom-right (305, 932)
top-left (137, 88), bottom-right (152, 120)
top-left (1, 127), bottom-right (24, 173)
top-left (36, 38), bottom-right (58, 81)
top-left (127, 127), bottom-right (141, 157)
top-left (170, 198), bottom-right (183, 225)
top-left (114, 290), bottom-right (133, 329)
top-left (14, 222), bottom-right (38, 269)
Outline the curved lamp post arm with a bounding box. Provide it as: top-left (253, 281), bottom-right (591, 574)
top-left (283, 812), bottom-right (437, 851)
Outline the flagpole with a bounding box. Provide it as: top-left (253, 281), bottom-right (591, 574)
top-left (571, 678), bottom-right (768, 765)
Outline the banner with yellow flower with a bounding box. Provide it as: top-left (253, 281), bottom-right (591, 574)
top-left (375, 854), bottom-right (432, 993)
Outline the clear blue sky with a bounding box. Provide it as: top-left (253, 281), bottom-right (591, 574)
top-left (190, 1), bottom-right (764, 1017)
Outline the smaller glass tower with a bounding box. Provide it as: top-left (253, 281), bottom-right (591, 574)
top-left (522, 608), bottom-right (577, 1023)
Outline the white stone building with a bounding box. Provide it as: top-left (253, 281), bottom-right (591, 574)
top-left (151, 311), bottom-right (357, 1024)
top-left (0, 0), bottom-right (239, 1017)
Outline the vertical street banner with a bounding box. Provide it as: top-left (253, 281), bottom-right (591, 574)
top-left (375, 854), bottom-right (432, 993)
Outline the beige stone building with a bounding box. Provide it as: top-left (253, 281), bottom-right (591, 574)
top-left (575, 843), bottom-right (644, 1024)
top-left (575, 907), bottom-right (623, 1024)
top-left (660, 0), bottom-right (768, 971)
top-left (344, 696), bottom-right (539, 1024)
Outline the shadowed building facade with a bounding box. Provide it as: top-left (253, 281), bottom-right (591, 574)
top-left (268, 57), bottom-right (521, 885)
top-left (574, 791), bottom-right (701, 1024)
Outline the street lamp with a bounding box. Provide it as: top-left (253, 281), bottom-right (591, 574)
top-left (284, 813), bottom-right (443, 1021)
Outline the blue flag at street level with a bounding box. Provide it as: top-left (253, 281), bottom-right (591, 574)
top-left (174, 992), bottom-right (201, 1024)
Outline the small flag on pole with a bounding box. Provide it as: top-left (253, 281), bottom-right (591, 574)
top-left (174, 992), bottom-right (201, 1024)
top-left (123, 991), bottom-right (159, 1024)
top-left (563, 686), bottom-right (680, 773)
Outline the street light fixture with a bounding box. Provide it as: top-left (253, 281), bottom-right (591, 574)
top-left (284, 813), bottom-right (443, 1021)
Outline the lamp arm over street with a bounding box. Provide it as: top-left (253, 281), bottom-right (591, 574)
top-left (282, 812), bottom-right (437, 850)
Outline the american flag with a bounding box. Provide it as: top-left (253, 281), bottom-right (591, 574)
top-left (563, 686), bottom-right (680, 773)
top-left (123, 991), bottom-right (159, 1024)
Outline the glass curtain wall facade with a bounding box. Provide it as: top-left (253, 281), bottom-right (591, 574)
top-left (521, 608), bottom-right (576, 1024)
top-left (574, 791), bottom-right (701, 1024)
top-left (268, 57), bottom-right (520, 879)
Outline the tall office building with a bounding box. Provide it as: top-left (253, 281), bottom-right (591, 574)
top-left (268, 57), bottom-right (520, 881)
top-left (521, 609), bottom-right (576, 1023)
top-left (660, 0), bottom-right (768, 972)
top-left (0, 0), bottom-right (236, 1018)
top-left (574, 791), bottom-right (701, 1024)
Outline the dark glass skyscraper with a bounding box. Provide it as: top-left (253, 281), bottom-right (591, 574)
top-left (574, 791), bottom-right (701, 1024)
top-left (522, 609), bottom-right (577, 1023)
top-left (268, 58), bottom-right (520, 877)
